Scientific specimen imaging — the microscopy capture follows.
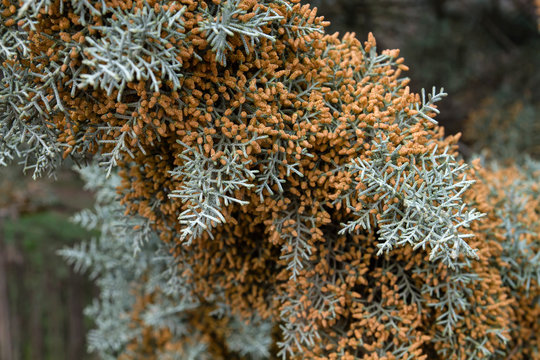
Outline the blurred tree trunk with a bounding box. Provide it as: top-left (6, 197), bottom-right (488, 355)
top-left (429, 0), bottom-right (446, 18)
top-left (30, 277), bottom-right (44, 360)
top-left (0, 222), bottom-right (14, 360)
top-left (67, 272), bottom-right (84, 359)
top-left (8, 244), bottom-right (23, 360)
top-left (344, 0), bottom-right (372, 36)
top-left (45, 274), bottom-right (64, 359)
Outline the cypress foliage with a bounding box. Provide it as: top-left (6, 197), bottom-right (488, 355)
top-left (1, 0), bottom-right (538, 358)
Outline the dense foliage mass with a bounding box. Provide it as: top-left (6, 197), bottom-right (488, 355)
top-left (0, 0), bottom-right (538, 359)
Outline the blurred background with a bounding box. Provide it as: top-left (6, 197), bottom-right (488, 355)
top-left (0, 165), bottom-right (97, 360)
top-left (1, 0), bottom-right (538, 359)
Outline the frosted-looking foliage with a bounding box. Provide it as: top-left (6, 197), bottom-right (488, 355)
top-left (59, 163), bottom-right (273, 358)
top-left (337, 138), bottom-right (483, 269)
